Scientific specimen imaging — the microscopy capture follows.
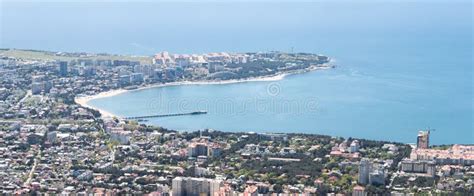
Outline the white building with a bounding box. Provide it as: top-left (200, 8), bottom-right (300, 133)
top-left (110, 130), bottom-right (131, 144)
top-left (349, 140), bottom-right (360, 153)
top-left (172, 177), bottom-right (223, 196)
top-left (134, 64), bottom-right (154, 76)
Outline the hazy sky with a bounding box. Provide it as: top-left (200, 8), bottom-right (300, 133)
top-left (1, 0), bottom-right (471, 54)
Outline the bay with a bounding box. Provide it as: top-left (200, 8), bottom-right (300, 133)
top-left (2, 0), bottom-right (472, 144)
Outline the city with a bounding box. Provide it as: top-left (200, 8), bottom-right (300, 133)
top-left (1, 0), bottom-right (473, 195)
top-left (0, 49), bottom-right (472, 195)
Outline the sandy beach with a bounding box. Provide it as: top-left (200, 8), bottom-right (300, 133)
top-left (74, 89), bottom-right (128, 118)
top-left (74, 66), bottom-right (330, 118)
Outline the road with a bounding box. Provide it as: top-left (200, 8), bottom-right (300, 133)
top-left (15, 90), bottom-right (31, 108)
top-left (24, 148), bottom-right (41, 186)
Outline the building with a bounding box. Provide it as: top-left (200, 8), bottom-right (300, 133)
top-left (130, 73), bottom-right (144, 84)
top-left (31, 75), bottom-right (52, 95)
top-left (175, 54), bottom-right (191, 67)
top-left (77, 170), bottom-right (93, 181)
top-left (164, 68), bottom-right (176, 80)
top-left (95, 59), bottom-right (112, 66)
top-left (352, 185), bottom-right (366, 196)
top-left (46, 131), bottom-right (58, 143)
top-left (410, 144), bottom-right (474, 166)
top-left (188, 143), bottom-right (208, 157)
top-left (77, 59), bottom-right (94, 66)
top-left (31, 82), bottom-right (44, 95)
top-left (242, 144), bottom-right (269, 155)
top-left (59, 61), bottom-right (68, 76)
top-left (208, 146), bottom-right (222, 157)
top-left (172, 177), bottom-right (223, 196)
top-left (27, 133), bottom-right (44, 145)
top-left (78, 65), bottom-right (96, 76)
top-left (119, 75), bottom-right (130, 86)
top-left (259, 133), bottom-right (288, 142)
top-left (417, 130), bottom-right (430, 149)
top-left (113, 60), bottom-right (140, 66)
top-left (358, 158), bottom-right (370, 185)
top-left (110, 130), bottom-right (131, 144)
top-left (256, 183), bottom-right (270, 194)
top-left (350, 140), bottom-right (360, 153)
top-left (369, 165), bottom-right (385, 186)
top-left (400, 159), bottom-right (436, 177)
top-left (153, 51), bottom-right (173, 65)
top-left (134, 64), bottom-right (154, 76)
top-left (205, 52), bottom-right (230, 63)
top-left (358, 158), bottom-right (386, 186)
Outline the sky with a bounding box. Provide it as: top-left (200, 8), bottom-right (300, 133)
top-left (1, 0), bottom-right (471, 55)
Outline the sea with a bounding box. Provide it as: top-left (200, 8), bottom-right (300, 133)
top-left (1, 0), bottom-right (472, 144)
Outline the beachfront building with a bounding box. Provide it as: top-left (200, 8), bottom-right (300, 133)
top-left (410, 144), bottom-right (474, 166)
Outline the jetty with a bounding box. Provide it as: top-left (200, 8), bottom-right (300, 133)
top-left (124, 110), bottom-right (207, 120)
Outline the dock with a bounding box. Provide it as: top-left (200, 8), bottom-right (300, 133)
top-left (124, 110), bottom-right (207, 120)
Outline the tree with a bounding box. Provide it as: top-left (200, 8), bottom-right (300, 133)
top-left (272, 184), bottom-right (283, 193)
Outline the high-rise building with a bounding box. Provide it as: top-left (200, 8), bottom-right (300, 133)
top-left (172, 177), bottom-right (223, 196)
top-left (59, 61), bottom-right (68, 76)
top-left (369, 164), bottom-right (385, 186)
top-left (31, 82), bottom-right (44, 95)
top-left (78, 65), bottom-right (96, 77)
top-left (417, 130), bottom-right (430, 149)
top-left (31, 75), bottom-right (52, 95)
top-left (359, 159), bottom-right (387, 186)
top-left (119, 75), bottom-right (131, 86)
top-left (188, 143), bottom-right (209, 157)
top-left (208, 146), bottom-right (222, 157)
top-left (130, 73), bottom-right (144, 84)
top-left (358, 158), bottom-right (370, 185)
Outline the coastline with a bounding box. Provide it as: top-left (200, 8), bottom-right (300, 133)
top-left (74, 65), bottom-right (332, 118)
top-left (75, 89), bottom-right (128, 118)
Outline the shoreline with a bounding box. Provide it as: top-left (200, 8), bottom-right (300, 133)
top-left (74, 65), bottom-right (332, 118)
top-left (75, 89), bottom-right (127, 118)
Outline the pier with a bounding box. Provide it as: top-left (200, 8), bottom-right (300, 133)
top-left (124, 110), bottom-right (207, 120)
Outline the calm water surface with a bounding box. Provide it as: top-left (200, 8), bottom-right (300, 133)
top-left (2, 1), bottom-right (472, 144)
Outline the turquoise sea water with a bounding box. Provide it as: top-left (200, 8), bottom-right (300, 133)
top-left (2, 1), bottom-right (472, 144)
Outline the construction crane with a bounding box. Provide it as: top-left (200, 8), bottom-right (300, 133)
top-left (426, 127), bottom-right (436, 134)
